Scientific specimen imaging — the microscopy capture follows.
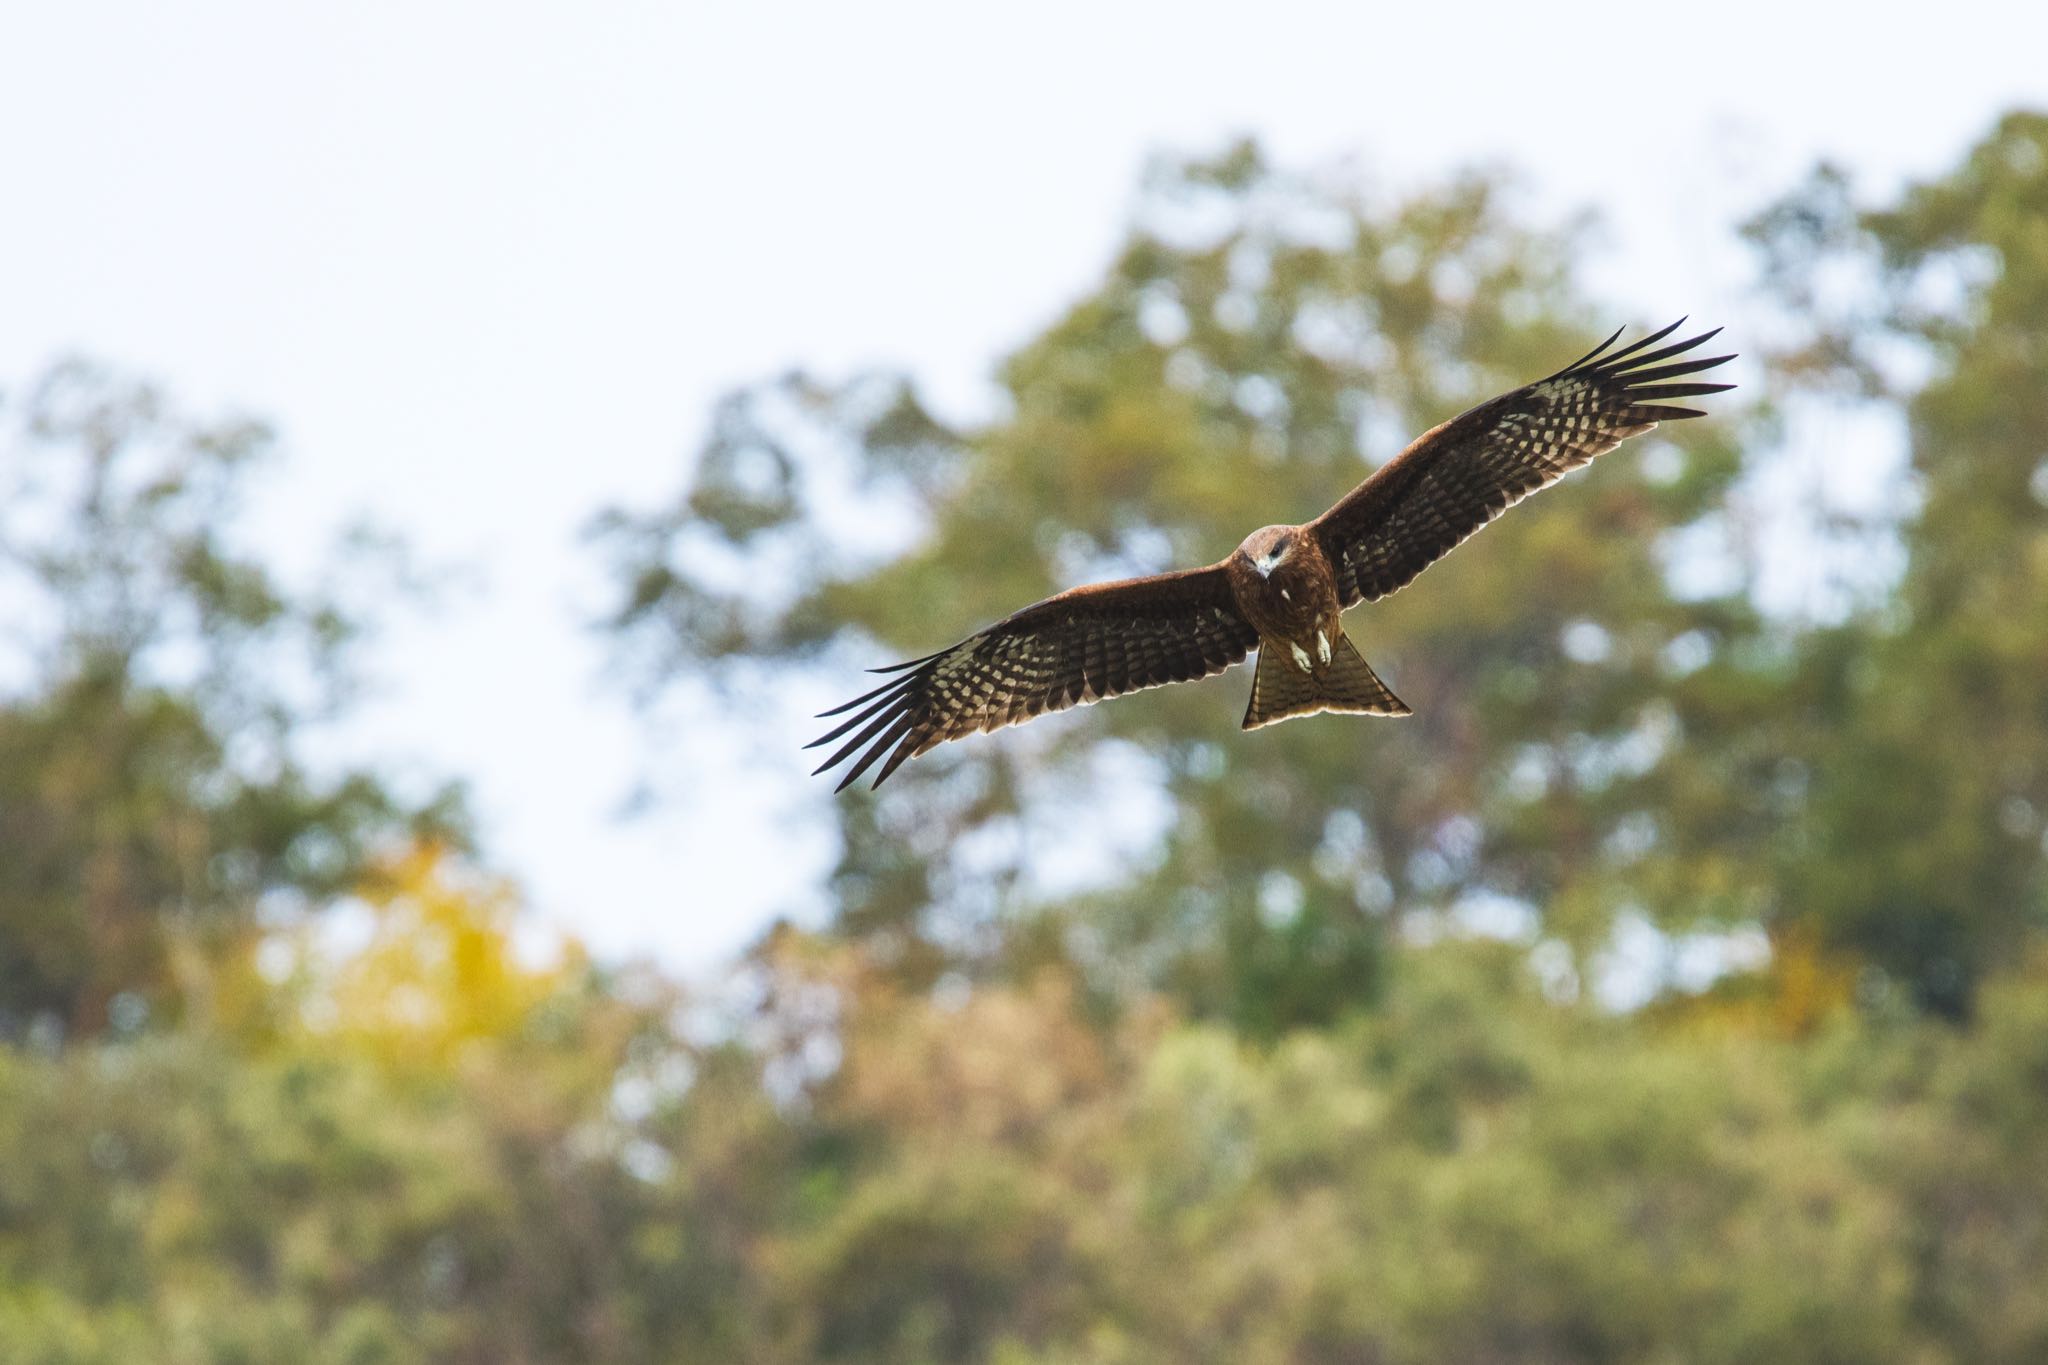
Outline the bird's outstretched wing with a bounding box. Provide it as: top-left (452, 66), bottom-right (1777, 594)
top-left (1311, 321), bottom-right (1735, 607)
top-left (809, 565), bottom-right (1259, 791)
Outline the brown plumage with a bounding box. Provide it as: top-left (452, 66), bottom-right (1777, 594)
top-left (811, 321), bottom-right (1734, 790)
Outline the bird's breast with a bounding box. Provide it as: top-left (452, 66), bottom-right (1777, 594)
top-left (1230, 551), bottom-right (1338, 643)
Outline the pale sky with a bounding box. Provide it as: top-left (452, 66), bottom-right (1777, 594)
top-left (3, 3), bottom-right (2042, 973)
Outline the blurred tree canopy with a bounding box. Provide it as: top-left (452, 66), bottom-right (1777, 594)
top-left (1743, 110), bottom-right (2048, 1016)
top-left (7, 111), bottom-right (2048, 1363)
top-left (0, 361), bottom-right (466, 1039)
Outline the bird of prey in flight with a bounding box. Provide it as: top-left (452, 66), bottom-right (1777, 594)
top-left (811, 321), bottom-right (1734, 791)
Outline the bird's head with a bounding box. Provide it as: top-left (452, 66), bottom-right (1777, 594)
top-left (1236, 524), bottom-right (1298, 579)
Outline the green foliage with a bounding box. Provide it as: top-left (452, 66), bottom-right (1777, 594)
top-left (695, 935), bottom-right (2048, 1364)
top-left (0, 362), bottom-right (467, 1038)
top-left (1746, 110), bottom-right (2048, 1015)
top-left (0, 991), bottom-right (715, 1363)
top-left (10, 925), bottom-right (2048, 1363)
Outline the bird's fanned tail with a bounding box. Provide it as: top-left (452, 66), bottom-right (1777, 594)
top-left (1241, 632), bottom-right (1409, 730)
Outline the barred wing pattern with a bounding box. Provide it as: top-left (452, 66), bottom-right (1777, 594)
top-left (809, 566), bottom-right (1260, 790)
top-left (1312, 320), bottom-right (1735, 607)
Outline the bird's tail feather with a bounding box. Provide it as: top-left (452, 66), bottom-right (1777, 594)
top-left (1242, 631), bottom-right (1410, 730)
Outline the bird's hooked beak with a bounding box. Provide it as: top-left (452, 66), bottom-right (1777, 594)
top-left (1254, 545), bottom-right (1288, 579)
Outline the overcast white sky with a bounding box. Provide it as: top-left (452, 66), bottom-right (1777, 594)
top-left (3, 3), bottom-right (2042, 972)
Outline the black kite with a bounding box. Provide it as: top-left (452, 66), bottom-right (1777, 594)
top-left (812, 321), bottom-right (1734, 790)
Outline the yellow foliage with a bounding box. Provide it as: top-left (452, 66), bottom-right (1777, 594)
top-left (1657, 924), bottom-right (1858, 1039)
top-left (306, 842), bottom-right (583, 1069)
